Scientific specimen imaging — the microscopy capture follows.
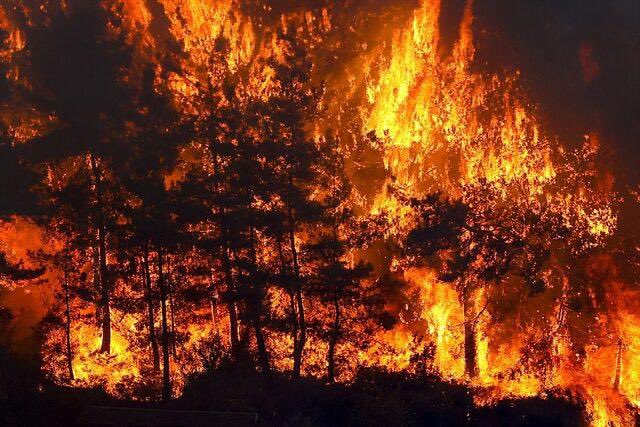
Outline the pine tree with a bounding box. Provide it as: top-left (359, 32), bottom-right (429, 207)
top-left (113, 65), bottom-right (189, 400)
top-left (306, 136), bottom-right (375, 382)
top-left (404, 181), bottom-right (566, 378)
top-left (255, 26), bottom-right (325, 378)
top-left (25, 0), bottom-right (134, 353)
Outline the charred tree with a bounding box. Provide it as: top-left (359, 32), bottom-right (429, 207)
top-left (90, 154), bottom-right (111, 354)
top-left (221, 245), bottom-right (241, 358)
top-left (23, 0), bottom-right (136, 355)
top-left (167, 260), bottom-right (178, 358)
top-left (157, 247), bottom-right (172, 401)
top-left (306, 137), bottom-right (375, 383)
top-left (62, 263), bottom-right (75, 381)
top-left (143, 246), bottom-right (160, 372)
top-left (247, 224), bottom-right (271, 374)
top-left (461, 286), bottom-right (478, 379)
top-left (287, 203), bottom-right (306, 379)
top-left (256, 27), bottom-right (326, 378)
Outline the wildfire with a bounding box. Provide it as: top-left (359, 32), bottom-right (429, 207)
top-left (360, 0), bottom-right (624, 423)
top-left (0, 0), bottom-right (636, 425)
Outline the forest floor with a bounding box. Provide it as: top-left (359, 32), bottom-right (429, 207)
top-left (0, 347), bottom-right (597, 426)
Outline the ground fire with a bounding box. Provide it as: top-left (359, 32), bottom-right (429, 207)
top-left (0, 0), bottom-right (638, 426)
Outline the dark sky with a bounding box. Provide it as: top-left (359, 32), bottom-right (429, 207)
top-left (471, 0), bottom-right (640, 186)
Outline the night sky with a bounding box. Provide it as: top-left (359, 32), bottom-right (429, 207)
top-left (471, 0), bottom-right (640, 185)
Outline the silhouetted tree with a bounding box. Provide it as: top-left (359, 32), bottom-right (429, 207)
top-left (24, 0), bottom-right (134, 353)
top-left (306, 136), bottom-right (375, 382)
top-left (404, 182), bottom-right (566, 378)
top-left (113, 64), bottom-right (189, 400)
top-left (0, 28), bottom-right (43, 282)
top-left (256, 26), bottom-right (325, 378)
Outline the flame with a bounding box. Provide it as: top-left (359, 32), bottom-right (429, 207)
top-left (360, 1), bottom-right (624, 424)
top-left (0, 0), bottom-right (634, 424)
top-left (364, 0), bottom-right (555, 201)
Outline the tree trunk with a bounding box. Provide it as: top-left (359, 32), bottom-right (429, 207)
top-left (327, 222), bottom-right (340, 384)
top-left (276, 238), bottom-right (299, 374)
top-left (221, 244), bottom-right (240, 358)
top-left (462, 286), bottom-right (477, 379)
top-left (251, 303), bottom-right (270, 374)
top-left (210, 297), bottom-right (220, 336)
top-left (327, 290), bottom-right (340, 383)
top-left (63, 267), bottom-right (74, 381)
top-left (165, 256), bottom-right (177, 358)
top-left (613, 338), bottom-right (623, 391)
top-left (248, 225), bottom-right (270, 374)
top-left (169, 285), bottom-right (178, 358)
top-left (92, 243), bottom-right (101, 325)
top-left (287, 203), bottom-right (305, 379)
top-left (157, 247), bottom-right (172, 400)
top-left (214, 153), bottom-right (241, 358)
top-left (90, 154), bottom-right (111, 354)
top-left (143, 247), bottom-right (160, 372)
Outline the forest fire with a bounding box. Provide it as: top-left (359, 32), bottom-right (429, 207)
top-left (0, 0), bottom-right (638, 426)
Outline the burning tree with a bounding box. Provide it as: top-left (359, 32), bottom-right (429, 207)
top-left (0, 27), bottom-right (42, 284)
top-left (305, 136), bottom-right (378, 383)
top-left (402, 182), bottom-right (568, 378)
top-left (24, 0), bottom-right (135, 354)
